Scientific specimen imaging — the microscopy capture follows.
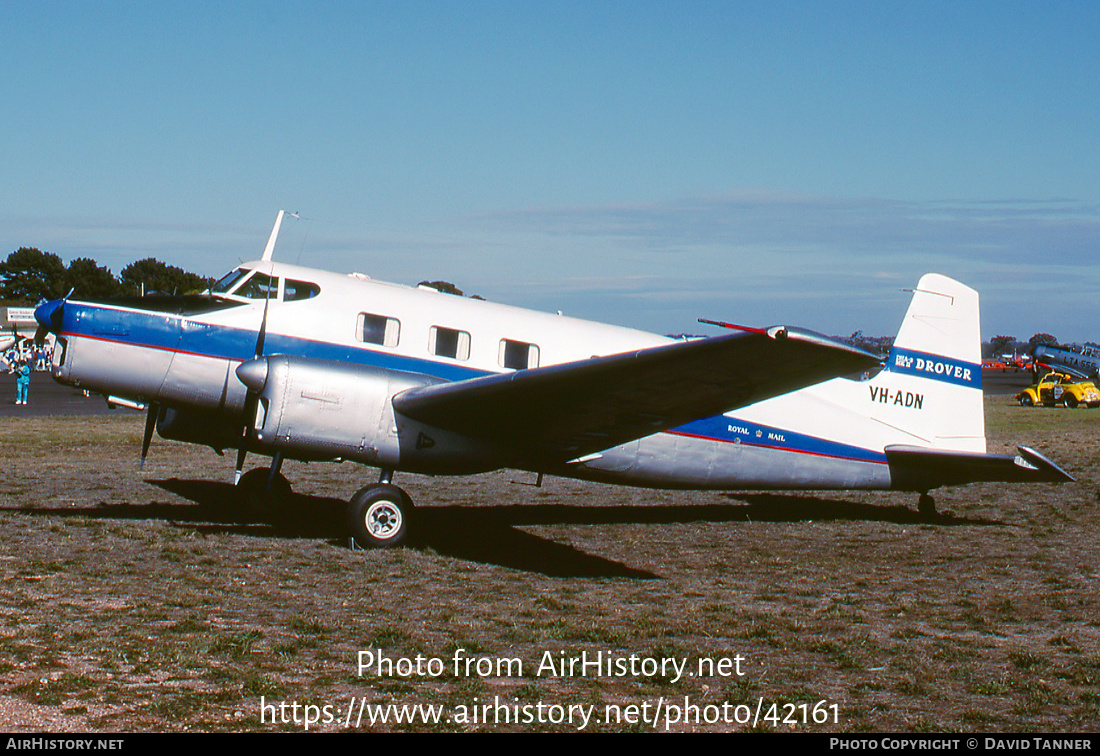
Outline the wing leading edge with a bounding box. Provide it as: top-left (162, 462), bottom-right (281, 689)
top-left (393, 326), bottom-right (881, 464)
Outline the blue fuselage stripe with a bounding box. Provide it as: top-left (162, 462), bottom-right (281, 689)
top-left (63, 302), bottom-right (486, 382)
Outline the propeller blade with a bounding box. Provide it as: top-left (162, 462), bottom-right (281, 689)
top-left (140, 403), bottom-right (159, 469)
top-left (234, 446), bottom-right (248, 485)
top-left (255, 295), bottom-right (270, 358)
top-left (235, 267), bottom-right (276, 484)
top-left (234, 384), bottom-right (260, 484)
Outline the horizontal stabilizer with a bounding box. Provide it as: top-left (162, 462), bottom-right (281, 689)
top-left (395, 327), bottom-right (880, 463)
top-left (885, 444), bottom-right (1074, 491)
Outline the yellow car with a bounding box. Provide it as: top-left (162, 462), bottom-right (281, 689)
top-left (1017, 371), bottom-right (1100, 408)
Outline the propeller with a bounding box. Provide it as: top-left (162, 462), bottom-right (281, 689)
top-left (32, 291), bottom-right (71, 347)
top-left (234, 274), bottom-right (274, 483)
top-left (231, 211), bottom-right (298, 482)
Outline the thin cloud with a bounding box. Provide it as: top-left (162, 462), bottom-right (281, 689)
top-left (476, 192), bottom-right (1100, 266)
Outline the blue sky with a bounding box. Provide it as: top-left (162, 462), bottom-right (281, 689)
top-left (2, 1), bottom-right (1097, 342)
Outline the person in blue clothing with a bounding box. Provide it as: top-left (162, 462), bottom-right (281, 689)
top-left (15, 360), bottom-right (30, 405)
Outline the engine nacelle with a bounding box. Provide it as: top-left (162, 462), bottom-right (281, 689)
top-left (235, 355), bottom-right (502, 473)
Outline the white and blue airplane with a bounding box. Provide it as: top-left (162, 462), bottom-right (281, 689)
top-left (1034, 344), bottom-right (1100, 381)
top-left (33, 213), bottom-right (1071, 547)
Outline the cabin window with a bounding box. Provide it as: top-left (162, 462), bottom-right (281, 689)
top-left (499, 339), bottom-right (540, 370)
top-left (357, 313), bottom-right (400, 347)
top-left (235, 272), bottom-right (279, 300)
top-left (211, 267), bottom-right (251, 294)
top-left (429, 326), bottom-right (470, 360)
top-left (284, 279), bottom-right (320, 301)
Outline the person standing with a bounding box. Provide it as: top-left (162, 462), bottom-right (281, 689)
top-left (15, 361), bottom-right (30, 405)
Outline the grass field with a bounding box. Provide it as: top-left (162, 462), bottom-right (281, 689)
top-left (0, 398), bottom-right (1097, 732)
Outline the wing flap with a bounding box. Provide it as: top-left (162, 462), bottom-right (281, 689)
top-left (393, 326), bottom-right (880, 463)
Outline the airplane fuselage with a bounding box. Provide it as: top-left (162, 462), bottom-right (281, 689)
top-left (45, 259), bottom-right (905, 491)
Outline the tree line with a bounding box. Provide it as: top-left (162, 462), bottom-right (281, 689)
top-left (2, 246), bottom-right (1090, 354)
top-left (844, 331), bottom-right (1094, 359)
top-left (0, 248), bottom-right (213, 304)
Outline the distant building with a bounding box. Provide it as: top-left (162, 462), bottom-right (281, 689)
top-left (1, 305), bottom-right (38, 337)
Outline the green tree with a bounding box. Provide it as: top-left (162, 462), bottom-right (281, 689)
top-left (65, 257), bottom-right (123, 299)
top-left (120, 258), bottom-right (212, 296)
top-left (417, 280), bottom-right (464, 296)
top-left (0, 247), bottom-right (67, 302)
top-left (988, 335), bottom-right (1016, 357)
top-left (1028, 333), bottom-right (1059, 351)
top-left (845, 330), bottom-right (893, 356)
top-left (416, 280), bottom-right (486, 299)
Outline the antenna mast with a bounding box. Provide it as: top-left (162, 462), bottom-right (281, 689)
top-left (261, 209), bottom-right (299, 262)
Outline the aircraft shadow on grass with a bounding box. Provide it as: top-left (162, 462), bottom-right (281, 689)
top-left (6, 478), bottom-right (1004, 579)
top-left (719, 492), bottom-right (1005, 526)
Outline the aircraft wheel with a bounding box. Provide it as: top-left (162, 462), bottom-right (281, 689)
top-left (236, 468), bottom-right (293, 522)
top-left (918, 493), bottom-right (936, 521)
top-left (347, 484), bottom-right (413, 548)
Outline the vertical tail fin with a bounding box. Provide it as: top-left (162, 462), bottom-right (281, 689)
top-left (873, 274), bottom-right (985, 452)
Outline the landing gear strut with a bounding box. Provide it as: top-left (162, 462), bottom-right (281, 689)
top-left (346, 469), bottom-right (413, 548)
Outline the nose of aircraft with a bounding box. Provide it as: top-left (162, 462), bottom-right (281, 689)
top-left (33, 298), bottom-right (68, 345)
top-left (34, 298), bottom-right (66, 333)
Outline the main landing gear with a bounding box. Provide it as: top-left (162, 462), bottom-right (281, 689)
top-left (234, 465), bottom-right (293, 521)
top-left (346, 469), bottom-right (413, 549)
top-left (235, 463), bottom-right (414, 547)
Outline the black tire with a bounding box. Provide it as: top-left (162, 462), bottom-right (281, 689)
top-left (1065, 395), bottom-right (1079, 409)
top-left (1018, 393), bottom-right (1034, 407)
top-left (918, 493), bottom-right (936, 521)
top-left (347, 484), bottom-right (413, 548)
top-left (235, 468), bottom-right (293, 522)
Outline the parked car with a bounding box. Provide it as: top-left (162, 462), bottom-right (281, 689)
top-left (1017, 371), bottom-right (1100, 408)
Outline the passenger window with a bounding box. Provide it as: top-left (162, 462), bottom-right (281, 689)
top-left (284, 279), bottom-right (320, 301)
top-left (499, 339), bottom-right (540, 370)
top-left (357, 313), bottom-right (400, 347)
top-left (429, 326), bottom-right (470, 360)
